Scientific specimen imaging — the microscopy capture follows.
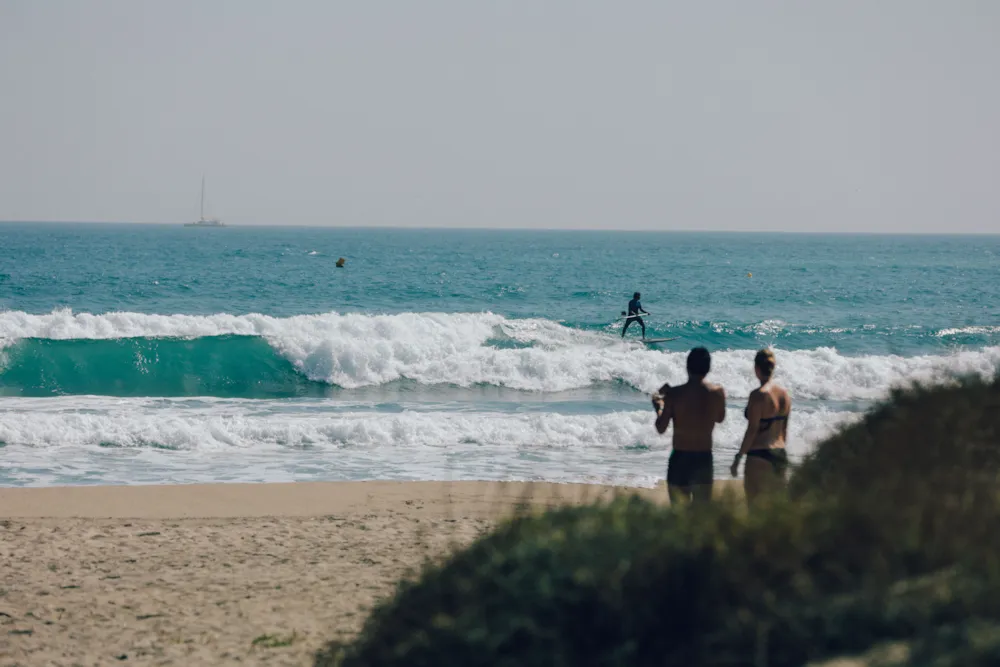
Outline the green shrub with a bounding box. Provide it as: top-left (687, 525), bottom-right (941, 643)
top-left (316, 374), bottom-right (1000, 667)
top-left (790, 374), bottom-right (1000, 572)
top-left (318, 495), bottom-right (971, 667)
top-left (791, 374), bottom-right (1000, 499)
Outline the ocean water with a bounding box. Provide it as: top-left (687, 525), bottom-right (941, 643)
top-left (1, 223), bottom-right (998, 487)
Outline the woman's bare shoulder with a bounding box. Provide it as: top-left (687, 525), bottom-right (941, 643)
top-left (770, 382), bottom-right (791, 399)
top-left (777, 384), bottom-right (792, 406)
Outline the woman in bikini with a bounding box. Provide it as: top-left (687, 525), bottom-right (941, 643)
top-left (731, 349), bottom-right (791, 505)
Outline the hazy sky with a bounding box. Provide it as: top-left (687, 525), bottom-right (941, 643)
top-left (1, 1), bottom-right (998, 232)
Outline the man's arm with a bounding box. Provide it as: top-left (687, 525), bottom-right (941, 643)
top-left (653, 389), bottom-right (672, 434)
top-left (714, 386), bottom-right (726, 423)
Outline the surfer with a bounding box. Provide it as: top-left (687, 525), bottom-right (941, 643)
top-left (651, 347), bottom-right (727, 504)
top-left (621, 292), bottom-right (648, 339)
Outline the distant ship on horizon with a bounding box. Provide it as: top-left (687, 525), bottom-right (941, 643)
top-left (184, 176), bottom-right (226, 227)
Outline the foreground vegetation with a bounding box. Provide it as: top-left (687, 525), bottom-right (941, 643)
top-left (317, 374), bottom-right (1000, 666)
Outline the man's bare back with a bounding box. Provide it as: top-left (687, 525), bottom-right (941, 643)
top-left (652, 347), bottom-right (727, 504)
top-left (654, 380), bottom-right (727, 451)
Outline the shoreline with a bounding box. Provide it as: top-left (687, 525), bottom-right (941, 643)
top-left (0, 479), bottom-right (743, 519)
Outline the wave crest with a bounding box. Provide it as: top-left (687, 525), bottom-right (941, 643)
top-left (1, 309), bottom-right (998, 399)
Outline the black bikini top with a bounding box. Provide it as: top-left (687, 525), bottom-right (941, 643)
top-left (745, 407), bottom-right (788, 432)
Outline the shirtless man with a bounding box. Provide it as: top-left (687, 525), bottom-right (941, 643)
top-left (651, 347), bottom-right (727, 504)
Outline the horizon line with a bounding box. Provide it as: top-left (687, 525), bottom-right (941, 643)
top-left (0, 219), bottom-right (998, 236)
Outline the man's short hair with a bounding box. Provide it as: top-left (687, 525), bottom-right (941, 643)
top-left (687, 347), bottom-right (711, 377)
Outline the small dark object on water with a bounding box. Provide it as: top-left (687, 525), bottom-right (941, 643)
top-left (336, 257), bottom-right (346, 268)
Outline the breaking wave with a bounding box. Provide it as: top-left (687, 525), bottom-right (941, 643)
top-left (0, 397), bottom-right (851, 487)
top-left (1, 309), bottom-right (997, 399)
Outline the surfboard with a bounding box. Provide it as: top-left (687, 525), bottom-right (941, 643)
top-left (641, 337), bottom-right (678, 345)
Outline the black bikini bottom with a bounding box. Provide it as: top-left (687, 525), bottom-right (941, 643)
top-left (746, 448), bottom-right (789, 477)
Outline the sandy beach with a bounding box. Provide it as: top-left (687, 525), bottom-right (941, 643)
top-left (0, 480), bottom-right (742, 666)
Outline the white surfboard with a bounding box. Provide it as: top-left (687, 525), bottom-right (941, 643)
top-left (641, 337), bottom-right (679, 345)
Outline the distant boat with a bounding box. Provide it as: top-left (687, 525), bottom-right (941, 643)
top-left (184, 176), bottom-right (225, 227)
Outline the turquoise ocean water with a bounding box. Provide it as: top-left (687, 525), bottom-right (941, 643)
top-left (1, 223), bottom-right (998, 487)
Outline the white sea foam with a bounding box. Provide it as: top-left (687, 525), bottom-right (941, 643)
top-left (935, 326), bottom-right (1000, 337)
top-left (0, 397), bottom-right (853, 487)
top-left (1, 309), bottom-right (997, 398)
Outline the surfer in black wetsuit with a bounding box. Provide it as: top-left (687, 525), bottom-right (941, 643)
top-left (621, 292), bottom-right (648, 339)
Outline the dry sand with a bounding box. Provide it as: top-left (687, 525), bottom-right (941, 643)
top-left (0, 480), bottom-right (739, 666)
